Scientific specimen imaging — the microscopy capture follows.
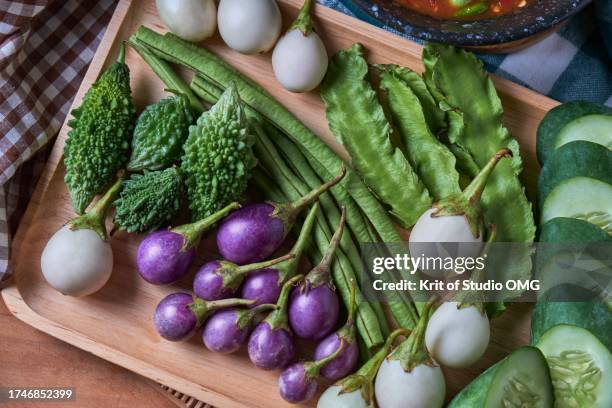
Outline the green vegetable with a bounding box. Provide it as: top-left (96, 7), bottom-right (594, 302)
top-left (113, 167), bottom-right (183, 233)
top-left (128, 95), bottom-right (195, 172)
top-left (181, 84), bottom-right (256, 221)
top-left (536, 101), bottom-right (612, 165)
top-left (252, 123), bottom-right (385, 349)
top-left (454, 2), bottom-right (488, 17)
top-left (321, 44), bottom-right (431, 228)
top-left (423, 43), bottom-right (535, 301)
top-left (189, 73), bottom-right (420, 327)
top-left (538, 141), bottom-right (612, 233)
top-left (378, 65), bottom-right (461, 200)
top-left (536, 325), bottom-right (612, 408)
top-left (64, 44), bottom-right (136, 214)
top-left (130, 27), bottom-right (405, 247)
top-left (449, 346), bottom-right (553, 407)
top-left (532, 217), bottom-right (612, 350)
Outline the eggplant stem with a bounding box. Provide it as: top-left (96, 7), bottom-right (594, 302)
top-left (306, 207), bottom-right (345, 286)
top-left (69, 172), bottom-right (125, 240)
top-left (173, 202), bottom-right (240, 251)
top-left (462, 148), bottom-right (512, 206)
top-left (305, 339), bottom-right (347, 379)
top-left (266, 274), bottom-right (303, 331)
top-left (235, 253), bottom-right (295, 275)
top-left (290, 0), bottom-right (314, 36)
top-left (287, 167), bottom-right (346, 219)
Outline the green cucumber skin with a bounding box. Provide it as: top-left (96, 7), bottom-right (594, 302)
top-left (537, 101), bottom-right (612, 165)
top-left (449, 347), bottom-right (553, 408)
top-left (533, 217), bottom-right (612, 351)
top-left (532, 300), bottom-right (612, 351)
top-left (538, 141), bottom-right (612, 205)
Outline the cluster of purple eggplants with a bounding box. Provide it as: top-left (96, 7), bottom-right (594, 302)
top-left (147, 168), bottom-right (357, 404)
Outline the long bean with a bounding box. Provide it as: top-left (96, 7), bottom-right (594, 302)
top-left (253, 125), bottom-right (384, 350)
top-left (127, 38), bottom-right (205, 112)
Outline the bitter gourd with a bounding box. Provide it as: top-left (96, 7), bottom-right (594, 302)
top-left (113, 167), bottom-right (183, 233)
top-left (127, 95), bottom-right (195, 172)
top-left (64, 44), bottom-right (136, 214)
top-left (181, 84), bottom-right (256, 221)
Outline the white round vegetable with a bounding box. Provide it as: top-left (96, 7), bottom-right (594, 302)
top-left (272, 0), bottom-right (328, 92)
top-left (217, 0), bottom-right (282, 54)
top-left (375, 359), bottom-right (445, 408)
top-left (317, 385), bottom-right (367, 408)
top-left (156, 0), bottom-right (217, 42)
top-left (425, 302), bottom-right (490, 368)
top-left (41, 225), bottom-right (113, 297)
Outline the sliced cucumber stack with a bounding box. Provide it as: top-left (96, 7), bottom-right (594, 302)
top-left (538, 141), bottom-right (612, 234)
top-left (537, 101), bottom-right (612, 165)
top-left (536, 324), bottom-right (612, 408)
top-left (449, 346), bottom-right (553, 407)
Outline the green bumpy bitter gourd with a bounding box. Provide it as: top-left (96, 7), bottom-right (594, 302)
top-left (114, 167), bottom-right (184, 233)
top-left (127, 95), bottom-right (195, 172)
top-left (64, 44), bottom-right (136, 214)
top-left (181, 84), bottom-right (256, 221)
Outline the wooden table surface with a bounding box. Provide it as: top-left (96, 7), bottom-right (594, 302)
top-left (0, 296), bottom-right (175, 408)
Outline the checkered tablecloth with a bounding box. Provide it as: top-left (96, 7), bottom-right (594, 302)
top-left (0, 0), bottom-right (611, 283)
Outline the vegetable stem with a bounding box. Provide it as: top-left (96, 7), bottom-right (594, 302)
top-left (172, 202), bottom-right (240, 250)
top-left (266, 274), bottom-right (303, 331)
top-left (236, 303), bottom-right (276, 330)
top-left (290, 0), bottom-right (314, 36)
top-left (235, 253), bottom-right (295, 275)
top-left (307, 207), bottom-right (345, 287)
top-left (69, 172), bottom-right (125, 240)
top-left (305, 339), bottom-right (346, 378)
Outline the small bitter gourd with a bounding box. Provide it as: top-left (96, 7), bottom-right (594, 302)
top-left (64, 44), bottom-right (136, 214)
top-left (181, 84), bottom-right (256, 221)
top-left (127, 94), bottom-right (195, 172)
top-left (113, 167), bottom-right (183, 233)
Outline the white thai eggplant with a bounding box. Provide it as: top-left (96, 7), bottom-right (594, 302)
top-left (217, 0), bottom-right (282, 54)
top-left (272, 0), bottom-right (328, 93)
top-left (41, 175), bottom-right (124, 297)
top-left (374, 301), bottom-right (446, 408)
top-left (156, 0), bottom-right (217, 42)
top-left (409, 149), bottom-right (512, 277)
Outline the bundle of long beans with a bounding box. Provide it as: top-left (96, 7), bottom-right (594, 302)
top-left (128, 26), bottom-right (421, 354)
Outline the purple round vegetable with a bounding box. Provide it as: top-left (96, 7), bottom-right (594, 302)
top-left (278, 340), bottom-right (347, 404)
top-left (137, 202), bottom-right (239, 285)
top-left (248, 275), bottom-right (303, 370)
top-left (314, 281), bottom-right (359, 381)
top-left (241, 202), bottom-right (319, 306)
top-left (193, 253), bottom-right (294, 301)
top-left (288, 209), bottom-right (345, 340)
top-left (153, 292), bottom-right (253, 341)
top-left (217, 167), bottom-right (346, 264)
top-left (202, 303), bottom-right (275, 354)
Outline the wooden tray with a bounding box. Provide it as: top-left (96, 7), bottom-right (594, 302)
top-left (2, 0), bottom-right (559, 406)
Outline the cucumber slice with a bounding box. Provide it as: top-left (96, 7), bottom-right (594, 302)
top-left (556, 115), bottom-right (612, 151)
top-left (538, 141), bottom-right (612, 234)
top-left (536, 324), bottom-right (612, 408)
top-left (537, 101), bottom-right (612, 165)
top-left (449, 346), bottom-right (553, 407)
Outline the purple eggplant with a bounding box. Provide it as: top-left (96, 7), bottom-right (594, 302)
top-left (217, 167), bottom-right (346, 264)
top-left (247, 275), bottom-right (303, 370)
top-left (288, 209), bottom-right (345, 340)
top-left (137, 202), bottom-right (239, 285)
top-left (202, 303), bottom-right (275, 354)
top-left (193, 253), bottom-right (294, 301)
top-left (278, 340), bottom-right (347, 404)
top-left (153, 292), bottom-right (253, 341)
top-left (314, 280), bottom-right (359, 381)
top-left (241, 202), bottom-right (319, 306)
